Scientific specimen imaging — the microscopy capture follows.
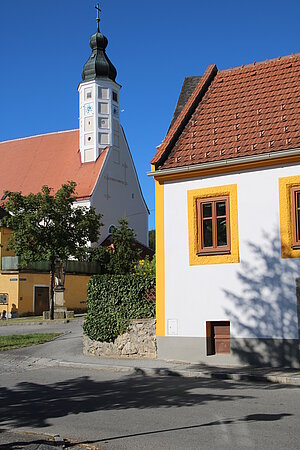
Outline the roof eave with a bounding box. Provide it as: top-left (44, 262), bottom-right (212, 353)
top-left (148, 147), bottom-right (300, 178)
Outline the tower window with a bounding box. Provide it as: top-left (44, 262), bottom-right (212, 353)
top-left (98, 117), bottom-right (109, 129)
top-left (98, 102), bottom-right (109, 114)
top-left (99, 133), bottom-right (109, 145)
top-left (84, 133), bottom-right (94, 146)
top-left (84, 88), bottom-right (93, 101)
top-left (112, 91), bottom-right (118, 103)
top-left (98, 87), bottom-right (109, 100)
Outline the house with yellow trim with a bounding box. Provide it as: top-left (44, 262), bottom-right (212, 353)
top-left (149, 55), bottom-right (300, 367)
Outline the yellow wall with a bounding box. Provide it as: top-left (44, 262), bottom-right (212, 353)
top-left (0, 273), bottom-right (19, 317)
top-left (155, 178), bottom-right (165, 337)
top-left (64, 274), bottom-right (90, 311)
top-left (0, 270), bottom-right (91, 317)
top-left (19, 273), bottom-right (50, 315)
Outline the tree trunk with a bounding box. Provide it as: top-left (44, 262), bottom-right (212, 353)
top-left (49, 259), bottom-right (55, 320)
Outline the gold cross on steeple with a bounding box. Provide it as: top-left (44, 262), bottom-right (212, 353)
top-left (95, 2), bottom-right (101, 33)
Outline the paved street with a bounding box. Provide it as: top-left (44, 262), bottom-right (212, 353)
top-left (0, 319), bottom-right (299, 449)
top-left (0, 366), bottom-right (299, 450)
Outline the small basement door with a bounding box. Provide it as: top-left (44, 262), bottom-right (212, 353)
top-left (34, 286), bottom-right (49, 316)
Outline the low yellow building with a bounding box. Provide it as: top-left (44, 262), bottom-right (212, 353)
top-left (0, 225), bottom-right (95, 317)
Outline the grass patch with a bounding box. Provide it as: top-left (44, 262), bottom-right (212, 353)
top-left (0, 314), bottom-right (85, 326)
top-left (0, 316), bottom-right (43, 326)
top-left (0, 333), bottom-right (61, 351)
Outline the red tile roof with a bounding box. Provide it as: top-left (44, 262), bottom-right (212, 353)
top-left (152, 54), bottom-right (300, 170)
top-left (0, 130), bottom-right (108, 201)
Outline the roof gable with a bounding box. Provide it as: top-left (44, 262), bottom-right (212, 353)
top-left (152, 54), bottom-right (300, 170)
top-left (0, 130), bottom-right (108, 200)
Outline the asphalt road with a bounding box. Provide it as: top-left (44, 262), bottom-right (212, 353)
top-left (0, 319), bottom-right (299, 449)
top-left (0, 366), bottom-right (299, 450)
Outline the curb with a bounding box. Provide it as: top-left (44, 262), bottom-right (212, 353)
top-left (55, 360), bottom-right (300, 386)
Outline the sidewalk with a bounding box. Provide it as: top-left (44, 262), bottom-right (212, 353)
top-left (52, 357), bottom-right (300, 386)
top-left (2, 347), bottom-right (300, 386)
top-left (1, 318), bottom-right (299, 387)
top-left (0, 429), bottom-right (94, 449)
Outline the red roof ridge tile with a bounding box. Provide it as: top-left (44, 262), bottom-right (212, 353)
top-left (220, 52), bottom-right (300, 74)
top-left (0, 129), bottom-right (79, 145)
top-left (151, 64), bottom-right (218, 166)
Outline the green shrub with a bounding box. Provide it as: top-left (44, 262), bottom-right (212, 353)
top-left (134, 255), bottom-right (156, 277)
top-left (83, 274), bottom-right (155, 342)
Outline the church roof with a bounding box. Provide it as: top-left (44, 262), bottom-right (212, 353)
top-left (0, 130), bottom-right (108, 201)
top-left (152, 54), bottom-right (300, 170)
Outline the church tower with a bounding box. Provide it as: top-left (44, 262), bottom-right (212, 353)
top-left (78, 5), bottom-right (121, 163)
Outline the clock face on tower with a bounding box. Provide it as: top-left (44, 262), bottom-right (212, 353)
top-left (85, 103), bottom-right (94, 116)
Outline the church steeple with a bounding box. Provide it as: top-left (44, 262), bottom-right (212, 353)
top-left (78, 4), bottom-right (121, 164)
top-left (81, 4), bottom-right (117, 83)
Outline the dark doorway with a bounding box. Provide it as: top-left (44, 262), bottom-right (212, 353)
top-left (34, 286), bottom-right (49, 316)
top-left (206, 321), bottom-right (230, 355)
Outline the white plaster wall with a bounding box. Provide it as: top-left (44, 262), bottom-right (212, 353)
top-left (164, 163), bottom-right (300, 340)
top-left (91, 126), bottom-right (148, 245)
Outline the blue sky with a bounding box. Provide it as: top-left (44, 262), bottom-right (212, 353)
top-left (0, 0), bottom-right (299, 230)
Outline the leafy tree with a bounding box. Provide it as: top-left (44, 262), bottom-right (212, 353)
top-left (148, 229), bottom-right (155, 251)
top-left (3, 182), bottom-right (102, 319)
top-left (85, 244), bottom-right (111, 273)
top-left (108, 218), bottom-right (140, 275)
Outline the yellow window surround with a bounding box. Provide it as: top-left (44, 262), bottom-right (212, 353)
top-left (278, 175), bottom-right (300, 259)
top-left (187, 184), bottom-right (240, 266)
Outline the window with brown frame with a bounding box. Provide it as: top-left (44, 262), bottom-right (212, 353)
top-left (291, 187), bottom-right (300, 248)
top-left (197, 196), bottom-right (231, 255)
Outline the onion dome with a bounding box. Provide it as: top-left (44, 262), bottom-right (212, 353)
top-left (81, 28), bottom-right (117, 82)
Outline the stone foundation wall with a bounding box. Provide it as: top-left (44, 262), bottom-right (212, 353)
top-left (83, 318), bottom-right (157, 358)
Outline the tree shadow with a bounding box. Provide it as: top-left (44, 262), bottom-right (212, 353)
top-left (223, 230), bottom-right (300, 367)
top-left (0, 412), bottom-right (293, 448)
top-left (65, 413), bottom-right (293, 447)
top-left (0, 374), bottom-right (253, 429)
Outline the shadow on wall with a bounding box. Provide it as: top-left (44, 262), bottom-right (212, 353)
top-left (224, 230), bottom-right (300, 368)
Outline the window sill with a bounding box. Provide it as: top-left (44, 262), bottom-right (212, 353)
top-left (197, 250), bottom-right (231, 256)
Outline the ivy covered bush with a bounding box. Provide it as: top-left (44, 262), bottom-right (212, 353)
top-left (83, 274), bottom-right (155, 342)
